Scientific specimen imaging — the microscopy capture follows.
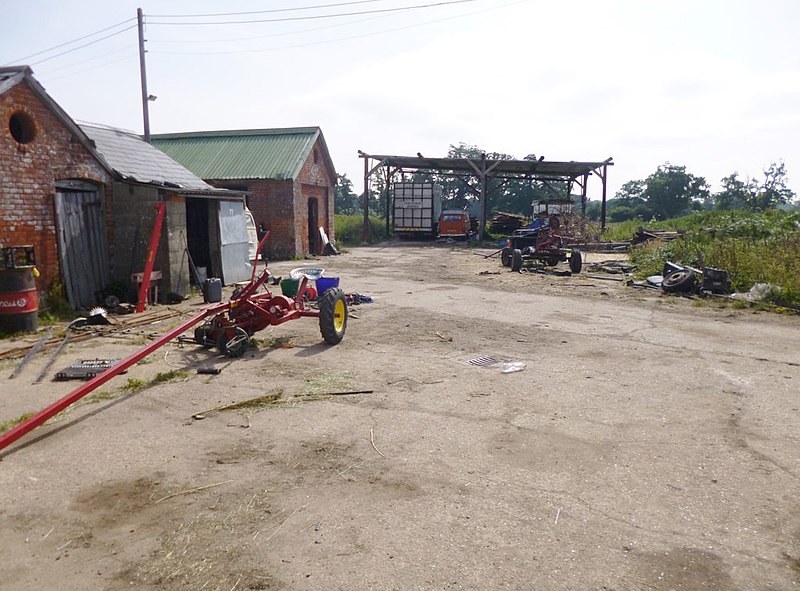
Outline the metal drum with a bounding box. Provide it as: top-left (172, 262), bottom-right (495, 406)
top-left (0, 246), bottom-right (38, 334)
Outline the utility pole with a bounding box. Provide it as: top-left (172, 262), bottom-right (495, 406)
top-left (137, 8), bottom-right (151, 143)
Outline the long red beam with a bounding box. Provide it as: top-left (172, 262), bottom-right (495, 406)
top-left (0, 301), bottom-right (228, 453)
top-left (135, 202), bottom-right (167, 313)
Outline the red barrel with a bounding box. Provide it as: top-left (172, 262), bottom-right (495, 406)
top-left (0, 268), bottom-right (39, 333)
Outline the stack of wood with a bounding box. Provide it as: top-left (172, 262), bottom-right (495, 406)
top-left (489, 211), bottom-right (528, 235)
top-left (630, 227), bottom-right (684, 244)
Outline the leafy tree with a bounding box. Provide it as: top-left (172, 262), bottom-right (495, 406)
top-left (614, 180), bottom-right (646, 207)
top-left (643, 163), bottom-right (709, 220)
top-left (746, 161), bottom-right (796, 211)
top-left (334, 173), bottom-right (360, 214)
top-left (713, 172), bottom-right (751, 210)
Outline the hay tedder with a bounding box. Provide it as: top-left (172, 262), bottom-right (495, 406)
top-left (0, 231), bottom-right (347, 452)
top-left (501, 214), bottom-right (583, 274)
top-left (194, 257), bottom-right (347, 358)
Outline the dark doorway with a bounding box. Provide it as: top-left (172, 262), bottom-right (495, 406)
top-left (186, 198), bottom-right (211, 284)
top-left (308, 197), bottom-right (319, 255)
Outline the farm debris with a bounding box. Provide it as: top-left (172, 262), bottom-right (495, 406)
top-left (489, 211), bottom-right (528, 234)
top-left (630, 227), bottom-right (684, 245)
top-left (500, 362), bottom-right (526, 373)
top-left (0, 307), bottom-right (182, 362)
top-left (701, 267), bottom-right (732, 294)
top-left (740, 283), bottom-right (782, 302)
top-left (660, 261), bottom-right (732, 295)
top-left (8, 328), bottom-right (52, 379)
top-left (70, 307), bottom-right (113, 328)
top-left (192, 391), bottom-right (284, 419)
top-left (325, 390), bottom-right (374, 396)
top-left (55, 359), bottom-right (121, 380)
top-left (154, 480), bottom-right (234, 504)
top-left (522, 267), bottom-right (572, 277)
top-left (346, 293), bottom-right (373, 305)
top-left (586, 260), bottom-right (635, 274)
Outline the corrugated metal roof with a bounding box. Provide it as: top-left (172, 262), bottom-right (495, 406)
top-left (151, 127), bottom-right (321, 181)
top-left (81, 124), bottom-right (224, 193)
top-left (365, 154), bottom-right (614, 179)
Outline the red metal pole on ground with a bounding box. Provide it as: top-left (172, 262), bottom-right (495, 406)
top-left (0, 301), bottom-right (228, 453)
top-left (136, 202), bottom-right (167, 313)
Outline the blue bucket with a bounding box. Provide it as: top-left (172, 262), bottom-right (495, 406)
top-left (315, 277), bottom-right (340, 295)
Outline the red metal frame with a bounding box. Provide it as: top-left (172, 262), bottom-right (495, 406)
top-left (0, 300), bottom-right (229, 453)
top-left (135, 202), bottom-right (167, 313)
top-left (0, 233), bottom-right (331, 453)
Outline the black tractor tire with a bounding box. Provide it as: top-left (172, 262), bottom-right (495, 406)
top-left (544, 257), bottom-right (560, 267)
top-left (511, 248), bottom-right (522, 273)
top-left (501, 247), bottom-right (512, 267)
top-left (662, 269), bottom-right (697, 293)
top-left (319, 287), bottom-right (348, 345)
top-left (217, 326), bottom-right (249, 358)
top-left (511, 249), bottom-right (523, 272)
top-left (569, 250), bottom-right (583, 274)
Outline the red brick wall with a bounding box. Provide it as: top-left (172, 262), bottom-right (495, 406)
top-left (0, 80), bottom-right (109, 295)
top-left (297, 138), bottom-right (336, 246)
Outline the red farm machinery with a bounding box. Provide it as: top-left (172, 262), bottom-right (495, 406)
top-left (0, 231), bottom-right (348, 453)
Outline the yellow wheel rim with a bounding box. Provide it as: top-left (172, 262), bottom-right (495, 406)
top-left (333, 298), bottom-right (346, 332)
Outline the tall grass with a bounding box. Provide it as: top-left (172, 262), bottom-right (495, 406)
top-left (334, 214), bottom-right (391, 246)
top-left (627, 210), bottom-right (800, 305)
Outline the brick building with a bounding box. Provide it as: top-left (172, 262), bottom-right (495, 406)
top-left (152, 128), bottom-right (336, 260)
top-left (1, 66), bottom-right (249, 310)
top-left (1, 66), bottom-right (111, 307)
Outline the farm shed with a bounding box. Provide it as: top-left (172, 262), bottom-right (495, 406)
top-left (358, 151), bottom-right (613, 240)
top-left (0, 66), bottom-right (249, 310)
top-left (152, 127), bottom-right (336, 260)
top-left (81, 124), bottom-right (252, 302)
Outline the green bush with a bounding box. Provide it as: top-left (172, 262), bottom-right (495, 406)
top-left (334, 214), bottom-right (391, 246)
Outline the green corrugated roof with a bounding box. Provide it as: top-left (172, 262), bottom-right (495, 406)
top-left (151, 127), bottom-right (322, 181)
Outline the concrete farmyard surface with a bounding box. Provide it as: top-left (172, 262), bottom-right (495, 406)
top-left (1, 243), bottom-right (798, 590)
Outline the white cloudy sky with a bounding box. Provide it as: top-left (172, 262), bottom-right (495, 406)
top-left (3, 0), bottom-right (799, 200)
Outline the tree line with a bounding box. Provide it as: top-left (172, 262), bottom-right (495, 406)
top-left (595, 161), bottom-right (797, 223)
top-left (335, 144), bottom-right (798, 222)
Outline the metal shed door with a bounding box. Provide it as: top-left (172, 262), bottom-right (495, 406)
top-left (217, 200), bottom-right (251, 284)
top-left (54, 184), bottom-right (109, 308)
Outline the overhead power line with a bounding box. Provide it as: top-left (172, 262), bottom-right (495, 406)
top-left (148, 11), bottom-right (392, 45)
top-left (39, 53), bottom-right (140, 84)
top-left (3, 17), bottom-right (136, 66)
top-left (148, 0), bottom-right (516, 57)
top-left (29, 25), bottom-right (138, 66)
top-left (150, 0), bottom-right (387, 18)
top-left (146, 0), bottom-right (478, 26)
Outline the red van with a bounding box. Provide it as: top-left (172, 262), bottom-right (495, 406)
top-left (438, 210), bottom-right (471, 239)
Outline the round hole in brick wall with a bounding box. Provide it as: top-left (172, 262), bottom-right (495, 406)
top-left (9, 110), bottom-right (37, 144)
